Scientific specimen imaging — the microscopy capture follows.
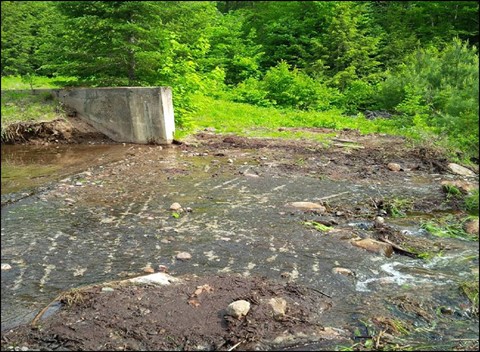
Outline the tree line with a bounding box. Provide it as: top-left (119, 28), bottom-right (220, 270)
top-left (1, 1), bottom-right (478, 158)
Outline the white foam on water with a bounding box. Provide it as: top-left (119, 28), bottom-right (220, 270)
top-left (355, 261), bottom-right (453, 292)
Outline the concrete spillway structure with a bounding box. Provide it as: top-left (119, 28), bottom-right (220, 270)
top-left (50, 87), bottom-right (175, 144)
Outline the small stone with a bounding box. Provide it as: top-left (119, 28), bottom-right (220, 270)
top-left (128, 272), bottom-right (179, 286)
top-left (228, 159), bottom-right (233, 164)
top-left (226, 300), bottom-right (251, 319)
top-left (75, 182), bottom-right (83, 186)
top-left (374, 216), bottom-right (385, 226)
top-left (288, 202), bottom-right (326, 212)
top-left (351, 238), bottom-right (393, 257)
top-left (101, 287), bottom-right (115, 292)
top-left (143, 266), bottom-right (155, 274)
top-left (170, 202), bottom-right (182, 211)
top-left (1, 263), bottom-right (12, 270)
top-left (268, 297), bottom-right (287, 319)
top-left (440, 306), bottom-right (454, 315)
top-left (176, 252), bottom-right (192, 261)
top-left (464, 218), bottom-right (479, 236)
top-left (332, 267), bottom-right (355, 277)
top-left (387, 163), bottom-right (402, 172)
top-left (447, 163), bottom-right (476, 177)
top-left (158, 265), bottom-right (168, 273)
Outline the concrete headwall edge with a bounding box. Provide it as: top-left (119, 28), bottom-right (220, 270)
top-left (2, 87), bottom-right (175, 145)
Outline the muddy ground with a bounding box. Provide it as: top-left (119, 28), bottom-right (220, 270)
top-left (1, 118), bottom-right (478, 351)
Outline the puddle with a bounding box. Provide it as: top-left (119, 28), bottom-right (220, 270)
top-left (1, 144), bottom-right (133, 196)
top-left (1, 144), bottom-right (478, 349)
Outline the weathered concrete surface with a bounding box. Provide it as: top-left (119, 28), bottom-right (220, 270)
top-left (12, 87), bottom-right (175, 144)
top-left (55, 87), bottom-right (175, 144)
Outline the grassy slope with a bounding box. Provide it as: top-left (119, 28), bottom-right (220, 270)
top-left (181, 94), bottom-right (422, 143)
top-left (1, 76), bottom-right (74, 126)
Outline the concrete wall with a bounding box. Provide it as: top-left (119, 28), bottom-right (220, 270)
top-left (44, 87), bottom-right (175, 144)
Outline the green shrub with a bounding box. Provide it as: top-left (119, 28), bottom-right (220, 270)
top-left (375, 38), bottom-right (479, 159)
top-left (231, 61), bottom-right (341, 112)
top-left (230, 77), bottom-right (272, 107)
top-left (262, 61), bottom-right (337, 111)
top-left (338, 79), bottom-right (376, 114)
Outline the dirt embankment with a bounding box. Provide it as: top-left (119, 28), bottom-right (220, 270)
top-left (1, 117), bottom-right (114, 145)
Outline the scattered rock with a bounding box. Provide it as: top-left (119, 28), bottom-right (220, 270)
top-left (441, 180), bottom-right (477, 193)
top-left (127, 272), bottom-right (180, 286)
top-left (287, 202), bottom-right (326, 213)
top-left (170, 202), bottom-right (182, 211)
top-left (1, 263), bottom-right (12, 270)
top-left (101, 287), bottom-right (115, 292)
top-left (351, 238), bottom-right (393, 257)
top-left (268, 297), bottom-right (287, 319)
top-left (447, 163), bottom-right (476, 177)
top-left (464, 218), bottom-right (479, 236)
top-left (143, 266), bottom-right (155, 274)
top-left (387, 163), bottom-right (402, 172)
top-left (176, 252), bottom-right (192, 261)
top-left (374, 216), bottom-right (385, 226)
top-left (226, 300), bottom-right (251, 319)
top-left (332, 267), bottom-right (355, 277)
top-left (158, 265), bottom-right (168, 273)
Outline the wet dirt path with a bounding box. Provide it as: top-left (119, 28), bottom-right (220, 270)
top-left (1, 132), bottom-right (478, 350)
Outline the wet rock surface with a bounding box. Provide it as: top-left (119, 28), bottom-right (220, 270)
top-left (1, 128), bottom-right (479, 351)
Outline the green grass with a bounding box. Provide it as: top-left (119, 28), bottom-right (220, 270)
top-left (1, 75), bottom-right (77, 90)
top-left (181, 94), bottom-right (477, 163)
top-left (465, 189), bottom-right (479, 215)
top-left (421, 216), bottom-right (478, 241)
top-left (180, 94), bottom-right (418, 142)
top-left (304, 221), bottom-right (333, 232)
top-left (1, 90), bottom-right (62, 125)
top-left (383, 197), bottom-right (415, 218)
top-left (459, 276), bottom-right (479, 316)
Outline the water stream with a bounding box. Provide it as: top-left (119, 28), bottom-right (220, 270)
top-left (1, 144), bottom-right (478, 349)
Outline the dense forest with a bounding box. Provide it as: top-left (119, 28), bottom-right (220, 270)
top-left (1, 1), bottom-right (479, 160)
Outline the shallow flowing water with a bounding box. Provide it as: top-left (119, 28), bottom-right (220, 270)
top-left (1, 144), bottom-right (132, 197)
top-left (1, 144), bottom-right (478, 349)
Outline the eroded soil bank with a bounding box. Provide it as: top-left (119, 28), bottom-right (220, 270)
top-left (1, 118), bottom-right (478, 351)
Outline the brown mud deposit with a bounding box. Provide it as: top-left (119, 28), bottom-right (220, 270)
top-left (2, 275), bottom-right (343, 351)
top-left (1, 117), bottom-right (478, 351)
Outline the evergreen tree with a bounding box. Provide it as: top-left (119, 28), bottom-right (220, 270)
top-left (53, 1), bottom-right (167, 86)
